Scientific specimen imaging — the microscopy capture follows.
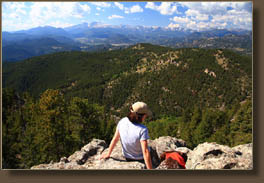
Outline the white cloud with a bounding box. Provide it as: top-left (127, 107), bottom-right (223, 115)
top-left (168, 16), bottom-right (209, 31)
top-left (212, 10), bottom-right (252, 23)
top-left (171, 16), bottom-right (189, 24)
top-left (185, 9), bottom-right (198, 17)
top-left (180, 2), bottom-right (225, 15)
top-left (169, 14), bottom-right (228, 31)
top-left (3, 2), bottom-right (92, 31)
top-left (90, 2), bottom-right (111, 8)
top-left (196, 14), bottom-right (209, 21)
top-left (7, 2), bottom-right (27, 11)
top-left (2, 2), bottom-right (27, 18)
top-left (169, 15), bottom-right (209, 31)
top-left (8, 13), bottom-right (18, 19)
top-left (115, 3), bottom-right (143, 14)
top-left (186, 21), bottom-right (196, 29)
top-left (108, 15), bottom-right (124, 20)
top-left (211, 9), bottom-right (252, 30)
top-left (196, 22), bottom-right (209, 30)
top-left (223, 2), bottom-right (252, 12)
top-left (3, 20), bottom-right (27, 31)
top-left (29, 2), bottom-right (91, 20)
top-left (178, 1), bottom-right (252, 30)
top-left (159, 2), bottom-right (178, 15)
top-left (80, 4), bottom-right (91, 12)
top-left (180, 2), bottom-right (251, 16)
top-left (167, 23), bottom-right (180, 29)
top-left (49, 21), bottom-right (74, 28)
top-left (185, 21), bottom-right (213, 31)
top-left (145, 2), bottom-right (179, 15)
top-left (122, 4), bottom-right (144, 14)
top-left (145, 2), bottom-right (156, 9)
top-left (129, 5), bottom-right (143, 13)
top-left (185, 9), bottom-right (209, 21)
top-left (114, 2), bottom-right (124, 10)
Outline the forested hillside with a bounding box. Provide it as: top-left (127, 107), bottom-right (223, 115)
top-left (2, 43), bottom-right (252, 169)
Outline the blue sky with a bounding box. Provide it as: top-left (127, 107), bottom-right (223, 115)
top-left (2, 1), bottom-right (252, 32)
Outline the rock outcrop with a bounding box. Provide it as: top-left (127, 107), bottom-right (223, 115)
top-left (31, 136), bottom-right (252, 170)
top-left (185, 142), bottom-right (253, 169)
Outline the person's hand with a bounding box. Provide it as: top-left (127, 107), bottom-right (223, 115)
top-left (100, 153), bottom-right (110, 160)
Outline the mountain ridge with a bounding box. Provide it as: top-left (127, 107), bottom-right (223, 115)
top-left (3, 22), bottom-right (252, 62)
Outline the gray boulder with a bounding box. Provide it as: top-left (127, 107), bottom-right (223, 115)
top-left (185, 142), bottom-right (253, 170)
top-left (31, 137), bottom-right (252, 170)
top-left (149, 136), bottom-right (187, 156)
top-left (31, 139), bottom-right (146, 169)
top-left (148, 136), bottom-right (188, 168)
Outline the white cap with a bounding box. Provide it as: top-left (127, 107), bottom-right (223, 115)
top-left (130, 102), bottom-right (152, 117)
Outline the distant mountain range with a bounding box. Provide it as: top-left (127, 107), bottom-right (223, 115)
top-left (2, 22), bottom-right (252, 62)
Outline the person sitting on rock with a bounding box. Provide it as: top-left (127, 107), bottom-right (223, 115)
top-left (100, 101), bottom-right (153, 169)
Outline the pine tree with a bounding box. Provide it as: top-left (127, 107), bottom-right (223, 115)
top-left (2, 88), bottom-right (23, 168)
top-left (34, 89), bottom-right (69, 163)
top-left (193, 109), bottom-right (214, 145)
top-left (229, 100), bottom-right (252, 146)
top-left (188, 106), bottom-right (202, 148)
top-left (68, 97), bottom-right (105, 147)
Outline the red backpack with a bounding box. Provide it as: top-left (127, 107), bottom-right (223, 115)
top-left (160, 151), bottom-right (186, 169)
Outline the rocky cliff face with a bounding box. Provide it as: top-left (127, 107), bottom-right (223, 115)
top-left (31, 136), bottom-right (252, 170)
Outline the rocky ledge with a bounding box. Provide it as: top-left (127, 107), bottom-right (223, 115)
top-left (31, 136), bottom-right (252, 170)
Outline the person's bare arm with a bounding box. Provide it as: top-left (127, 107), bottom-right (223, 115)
top-left (140, 140), bottom-right (153, 169)
top-left (100, 128), bottom-right (120, 160)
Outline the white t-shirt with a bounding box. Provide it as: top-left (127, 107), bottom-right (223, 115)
top-left (117, 117), bottom-right (149, 160)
